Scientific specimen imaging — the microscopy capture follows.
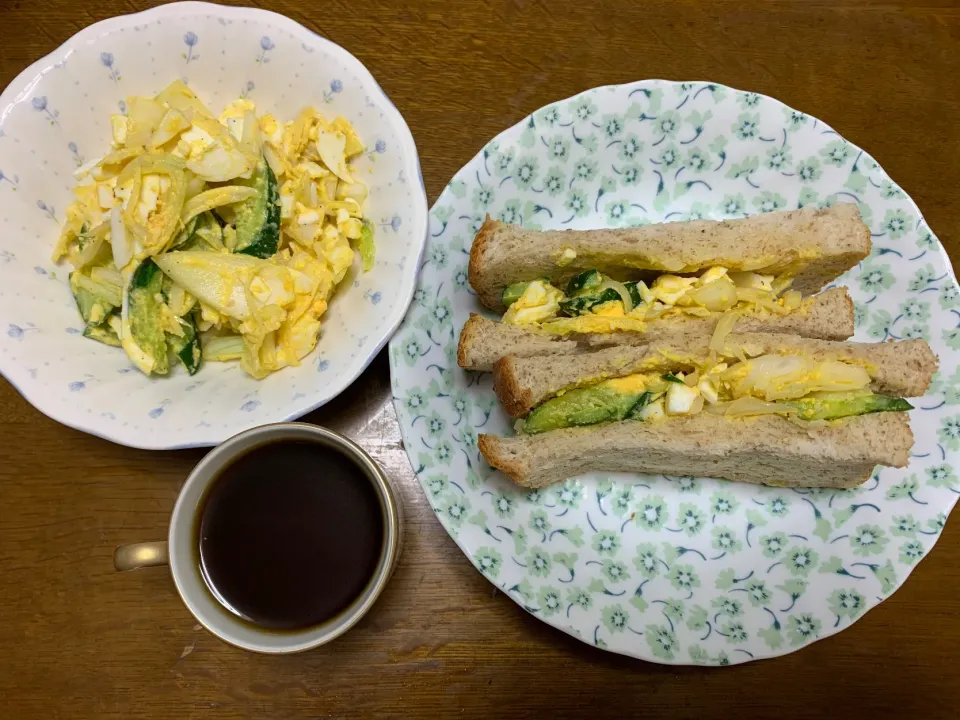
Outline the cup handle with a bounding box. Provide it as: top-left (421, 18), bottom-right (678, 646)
top-left (114, 541), bottom-right (170, 571)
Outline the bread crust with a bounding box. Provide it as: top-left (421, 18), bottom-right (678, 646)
top-left (469, 205), bottom-right (871, 311)
top-left (457, 287), bottom-right (855, 372)
top-left (479, 412), bottom-right (912, 490)
top-left (493, 334), bottom-right (939, 417)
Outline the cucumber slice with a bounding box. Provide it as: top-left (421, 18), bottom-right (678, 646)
top-left (559, 281), bottom-right (644, 316)
top-left (168, 314), bottom-right (202, 375)
top-left (181, 211), bottom-right (224, 251)
top-left (124, 258), bottom-right (169, 375)
top-left (501, 281), bottom-right (532, 307)
top-left (559, 288), bottom-right (622, 316)
top-left (785, 392), bottom-right (913, 421)
top-left (358, 218), bottom-right (375, 272)
top-left (82, 315), bottom-right (122, 347)
top-left (170, 215), bottom-right (199, 249)
top-left (523, 385), bottom-right (647, 435)
top-left (566, 269), bottom-right (603, 296)
top-left (70, 272), bottom-right (116, 325)
top-left (234, 157), bottom-right (280, 258)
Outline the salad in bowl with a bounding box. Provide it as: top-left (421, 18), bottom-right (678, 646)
top-left (0, 2), bottom-right (427, 448)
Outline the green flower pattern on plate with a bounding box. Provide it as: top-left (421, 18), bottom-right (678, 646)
top-left (389, 80), bottom-right (959, 665)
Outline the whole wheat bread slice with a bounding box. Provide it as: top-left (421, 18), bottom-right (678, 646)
top-left (458, 286), bottom-right (853, 372)
top-left (469, 204), bottom-right (870, 310)
top-left (494, 334), bottom-right (938, 417)
top-left (479, 412), bottom-right (912, 489)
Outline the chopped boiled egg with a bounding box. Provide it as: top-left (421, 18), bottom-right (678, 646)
top-left (665, 380), bottom-right (701, 415)
top-left (97, 184), bottom-right (115, 210)
top-left (135, 174), bottom-right (161, 225)
top-left (315, 129), bottom-right (352, 182)
top-left (649, 274), bottom-right (697, 305)
top-left (502, 281), bottom-right (564, 326)
top-left (637, 397), bottom-right (666, 422)
top-left (150, 108), bottom-right (191, 149)
top-left (53, 79), bottom-right (372, 380)
top-left (696, 266), bottom-right (729, 286)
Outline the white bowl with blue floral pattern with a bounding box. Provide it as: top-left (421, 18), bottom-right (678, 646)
top-left (390, 80), bottom-right (960, 665)
top-left (0, 2), bottom-right (427, 449)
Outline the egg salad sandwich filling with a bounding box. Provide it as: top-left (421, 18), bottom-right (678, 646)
top-left (478, 329), bottom-right (937, 490)
top-left (53, 80), bottom-right (375, 379)
top-left (459, 205), bottom-right (869, 371)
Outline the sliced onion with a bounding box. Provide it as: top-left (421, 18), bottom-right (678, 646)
top-left (91, 266), bottom-right (123, 288)
top-left (706, 396), bottom-right (797, 417)
top-left (110, 205), bottom-right (133, 270)
top-left (688, 275), bottom-right (737, 312)
top-left (262, 143), bottom-right (284, 177)
top-left (598, 279), bottom-right (634, 313)
top-left (70, 222), bottom-right (108, 269)
top-left (241, 109), bottom-right (262, 156)
top-left (203, 334), bottom-right (245, 362)
top-left (710, 310), bottom-right (740, 353)
top-left (184, 171), bottom-right (206, 200)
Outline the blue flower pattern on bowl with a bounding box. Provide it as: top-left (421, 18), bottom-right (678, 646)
top-left (67, 142), bottom-right (84, 167)
top-left (182, 32), bottom-right (198, 64)
top-left (100, 52), bottom-right (120, 83)
top-left (256, 36), bottom-right (274, 64)
top-left (35, 200), bottom-right (57, 223)
top-left (31, 96), bottom-right (60, 127)
top-left (323, 79), bottom-right (342, 103)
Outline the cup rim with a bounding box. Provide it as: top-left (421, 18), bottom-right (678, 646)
top-left (168, 422), bottom-right (402, 653)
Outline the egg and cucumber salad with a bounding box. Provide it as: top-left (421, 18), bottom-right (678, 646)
top-left (500, 267), bottom-right (802, 335)
top-left (518, 352), bottom-right (912, 435)
top-left (53, 80), bottom-right (375, 379)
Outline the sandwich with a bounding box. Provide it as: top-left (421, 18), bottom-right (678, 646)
top-left (478, 331), bottom-right (938, 490)
top-left (459, 204), bottom-right (870, 371)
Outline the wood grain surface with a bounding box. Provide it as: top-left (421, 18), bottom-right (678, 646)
top-left (1, 1), bottom-right (958, 718)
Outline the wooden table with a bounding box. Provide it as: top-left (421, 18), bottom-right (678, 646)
top-left (1, 1), bottom-right (958, 717)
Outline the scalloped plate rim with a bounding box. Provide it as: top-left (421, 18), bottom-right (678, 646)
top-left (390, 77), bottom-right (959, 665)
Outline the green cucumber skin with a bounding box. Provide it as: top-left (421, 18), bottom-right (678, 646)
top-left (128, 258), bottom-right (170, 375)
top-left (235, 159), bottom-right (280, 259)
top-left (523, 386), bottom-right (651, 435)
top-left (786, 393), bottom-right (913, 421)
top-left (566, 269), bottom-right (603, 296)
top-left (168, 315), bottom-right (202, 376)
top-left (82, 320), bottom-right (121, 347)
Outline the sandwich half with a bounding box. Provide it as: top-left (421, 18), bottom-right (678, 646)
top-left (458, 286), bottom-right (853, 372)
top-left (460, 205), bottom-right (869, 372)
top-left (470, 203), bottom-right (871, 311)
top-left (479, 333), bottom-right (937, 490)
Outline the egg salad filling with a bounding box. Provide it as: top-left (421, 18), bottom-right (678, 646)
top-left (52, 80), bottom-right (375, 379)
top-left (500, 267), bottom-right (802, 336)
top-left (519, 350), bottom-right (912, 435)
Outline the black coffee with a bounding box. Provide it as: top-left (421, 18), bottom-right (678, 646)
top-left (197, 440), bottom-right (384, 630)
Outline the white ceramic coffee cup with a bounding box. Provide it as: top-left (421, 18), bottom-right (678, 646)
top-left (114, 422), bottom-right (402, 653)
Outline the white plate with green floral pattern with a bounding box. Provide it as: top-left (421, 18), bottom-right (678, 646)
top-left (389, 80), bottom-right (959, 665)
